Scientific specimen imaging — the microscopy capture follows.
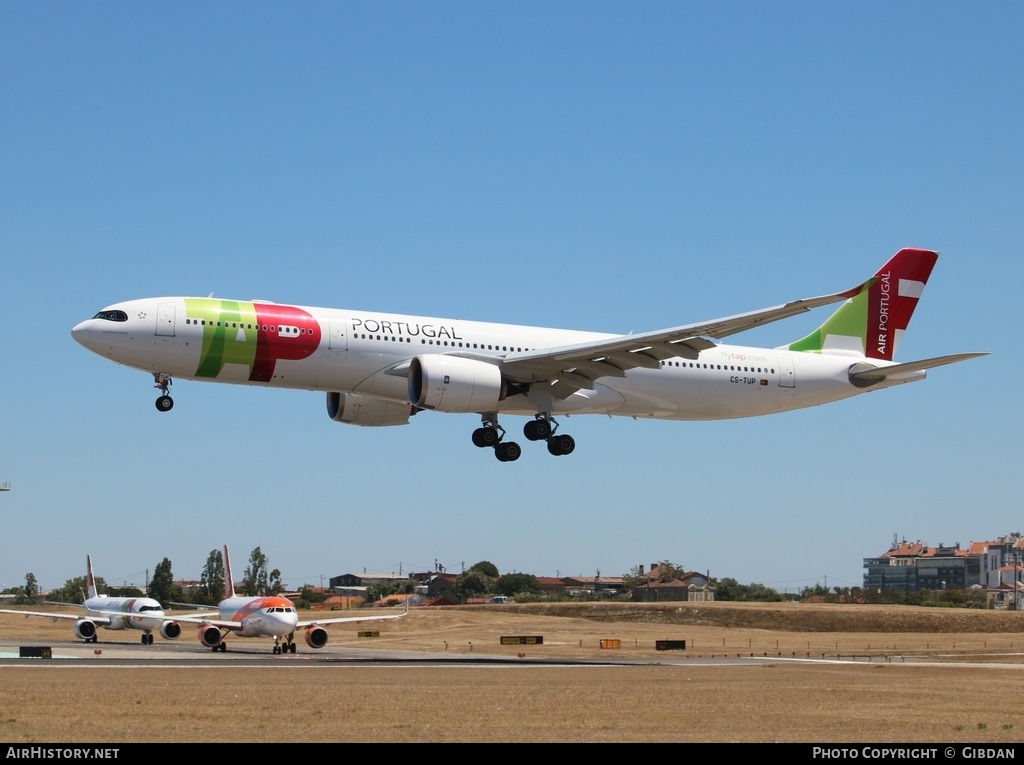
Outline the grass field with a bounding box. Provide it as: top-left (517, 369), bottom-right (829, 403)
top-left (2, 601), bottom-right (1024, 743)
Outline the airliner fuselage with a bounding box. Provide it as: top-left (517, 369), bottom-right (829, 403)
top-left (72, 297), bottom-right (874, 420)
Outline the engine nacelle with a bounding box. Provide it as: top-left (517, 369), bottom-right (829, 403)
top-left (198, 624), bottom-right (223, 648)
top-left (408, 355), bottom-right (504, 413)
top-left (304, 624), bottom-right (329, 649)
top-left (160, 620), bottom-right (182, 640)
top-left (74, 619), bottom-right (97, 641)
top-left (326, 392), bottom-right (414, 427)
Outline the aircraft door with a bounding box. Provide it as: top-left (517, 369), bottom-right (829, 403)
top-left (156, 304), bottom-right (176, 337)
top-left (777, 356), bottom-right (795, 388)
top-left (329, 322), bottom-right (348, 351)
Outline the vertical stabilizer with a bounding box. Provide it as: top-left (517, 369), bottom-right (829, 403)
top-left (785, 248), bottom-right (938, 360)
top-left (86, 555), bottom-right (99, 600)
top-left (223, 545), bottom-right (236, 600)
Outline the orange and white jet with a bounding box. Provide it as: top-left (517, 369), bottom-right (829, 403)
top-left (175, 545), bottom-right (408, 654)
top-left (0, 555), bottom-right (182, 645)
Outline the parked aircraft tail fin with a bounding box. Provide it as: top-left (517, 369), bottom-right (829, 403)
top-left (223, 545), bottom-right (236, 600)
top-left (86, 555), bottom-right (99, 601)
top-left (784, 248), bottom-right (938, 360)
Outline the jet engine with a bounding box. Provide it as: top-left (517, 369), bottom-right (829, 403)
top-left (160, 620), bottom-right (182, 640)
top-left (304, 624), bottom-right (329, 649)
top-left (74, 619), bottom-right (97, 641)
top-left (198, 624), bottom-right (223, 648)
top-left (326, 392), bottom-right (414, 427)
top-left (408, 355), bottom-right (504, 413)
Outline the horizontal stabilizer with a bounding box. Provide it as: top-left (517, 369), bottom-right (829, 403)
top-left (849, 352), bottom-right (989, 388)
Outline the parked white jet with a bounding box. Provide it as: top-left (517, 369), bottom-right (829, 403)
top-left (174, 546), bottom-right (408, 654)
top-left (0, 555), bottom-right (182, 645)
top-left (71, 248), bottom-right (985, 462)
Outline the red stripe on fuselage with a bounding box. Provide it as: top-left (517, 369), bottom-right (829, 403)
top-left (251, 304), bottom-right (321, 382)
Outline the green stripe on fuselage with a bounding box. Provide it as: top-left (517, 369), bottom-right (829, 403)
top-left (186, 299), bottom-right (259, 378)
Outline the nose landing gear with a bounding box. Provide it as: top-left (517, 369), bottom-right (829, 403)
top-left (153, 373), bottom-right (173, 412)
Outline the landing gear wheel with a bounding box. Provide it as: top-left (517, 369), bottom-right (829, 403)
top-left (524, 419), bottom-right (552, 441)
top-left (472, 426), bottom-right (499, 448)
top-left (547, 434), bottom-right (575, 456)
top-left (155, 395), bottom-right (174, 412)
top-left (495, 441), bottom-right (522, 462)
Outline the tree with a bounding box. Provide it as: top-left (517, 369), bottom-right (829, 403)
top-left (715, 577), bottom-right (787, 602)
top-left (268, 568), bottom-right (283, 595)
top-left (496, 572), bottom-right (542, 598)
top-left (241, 547), bottom-right (269, 596)
top-left (449, 569), bottom-right (495, 602)
top-left (149, 558), bottom-right (182, 604)
top-left (622, 566), bottom-right (647, 591)
top-left (47, 575), bottom-right (105, 605)
top-left (366, 579), bottom-right (414, 603)
top-left (199, 549), bottom-right (226, 605)
top-left (297, 584), bottom-right (325, 609)
top-left (715, 577), bottom-right (741, 601)
top-left (107, 585), bottom-right (144, 598)
top-left (15, 573), bottom-right (40, 605)
top-left (468, 561), bottom-right (499, 578)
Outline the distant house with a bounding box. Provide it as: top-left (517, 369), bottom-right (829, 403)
top-left (329, 572), bottom-right (410, 589)
top-left (561, 575), bottom-right (625, 597)
top-left (535, 576), bottom-right (566, 596)
top-left (320, 594), bottom-right (366, 611)
top-left (631, 569), bottom-right (715, 603)
top-left (426, 573), bottom-right (459, 598)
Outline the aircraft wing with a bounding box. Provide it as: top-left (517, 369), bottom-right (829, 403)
top-left (499, 279), bottom-right (869, 399)
top-left (165, 606), bottom-right (220, 618)
top-left (296, 601), bottom-right (410, 628)
top-left (167, 612), bottom-right (239, 628)
top-left (0, 608), bottom-right (113, 626)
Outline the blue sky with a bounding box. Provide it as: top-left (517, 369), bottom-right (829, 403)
top-left (1, 3), bottom-right (1020, 595)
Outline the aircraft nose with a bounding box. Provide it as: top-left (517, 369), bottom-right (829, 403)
top-left (71, 320), bottom-right (89, 347)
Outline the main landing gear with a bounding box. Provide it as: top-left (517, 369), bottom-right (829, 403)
top-left (472, 414), bottom-right (575, 462)
top-left (141, 632), bottom-right (154, 645)
top-left (153, 373), bottom-right (174, 412)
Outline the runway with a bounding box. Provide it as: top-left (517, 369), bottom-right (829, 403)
top-left (4, 636), bottom-right (999, 669)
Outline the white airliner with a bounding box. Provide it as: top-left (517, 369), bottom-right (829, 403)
top-left (174, 546), bottom-right (408, 654)
top-left (71, 248), bottom-right (986, 462)
top-left (0, 555), bottom-right (182, 645)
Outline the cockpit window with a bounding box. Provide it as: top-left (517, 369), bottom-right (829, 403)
top-left (137, 605), bottom-right (161, 613)
top-left (93, 310), bottom-right (128, 322)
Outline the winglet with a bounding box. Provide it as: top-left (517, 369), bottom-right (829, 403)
top-left (786, 248), bottom-right (938, 359)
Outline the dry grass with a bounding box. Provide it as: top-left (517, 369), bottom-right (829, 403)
top-left (3, 602), bottom-right (1024, 743)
